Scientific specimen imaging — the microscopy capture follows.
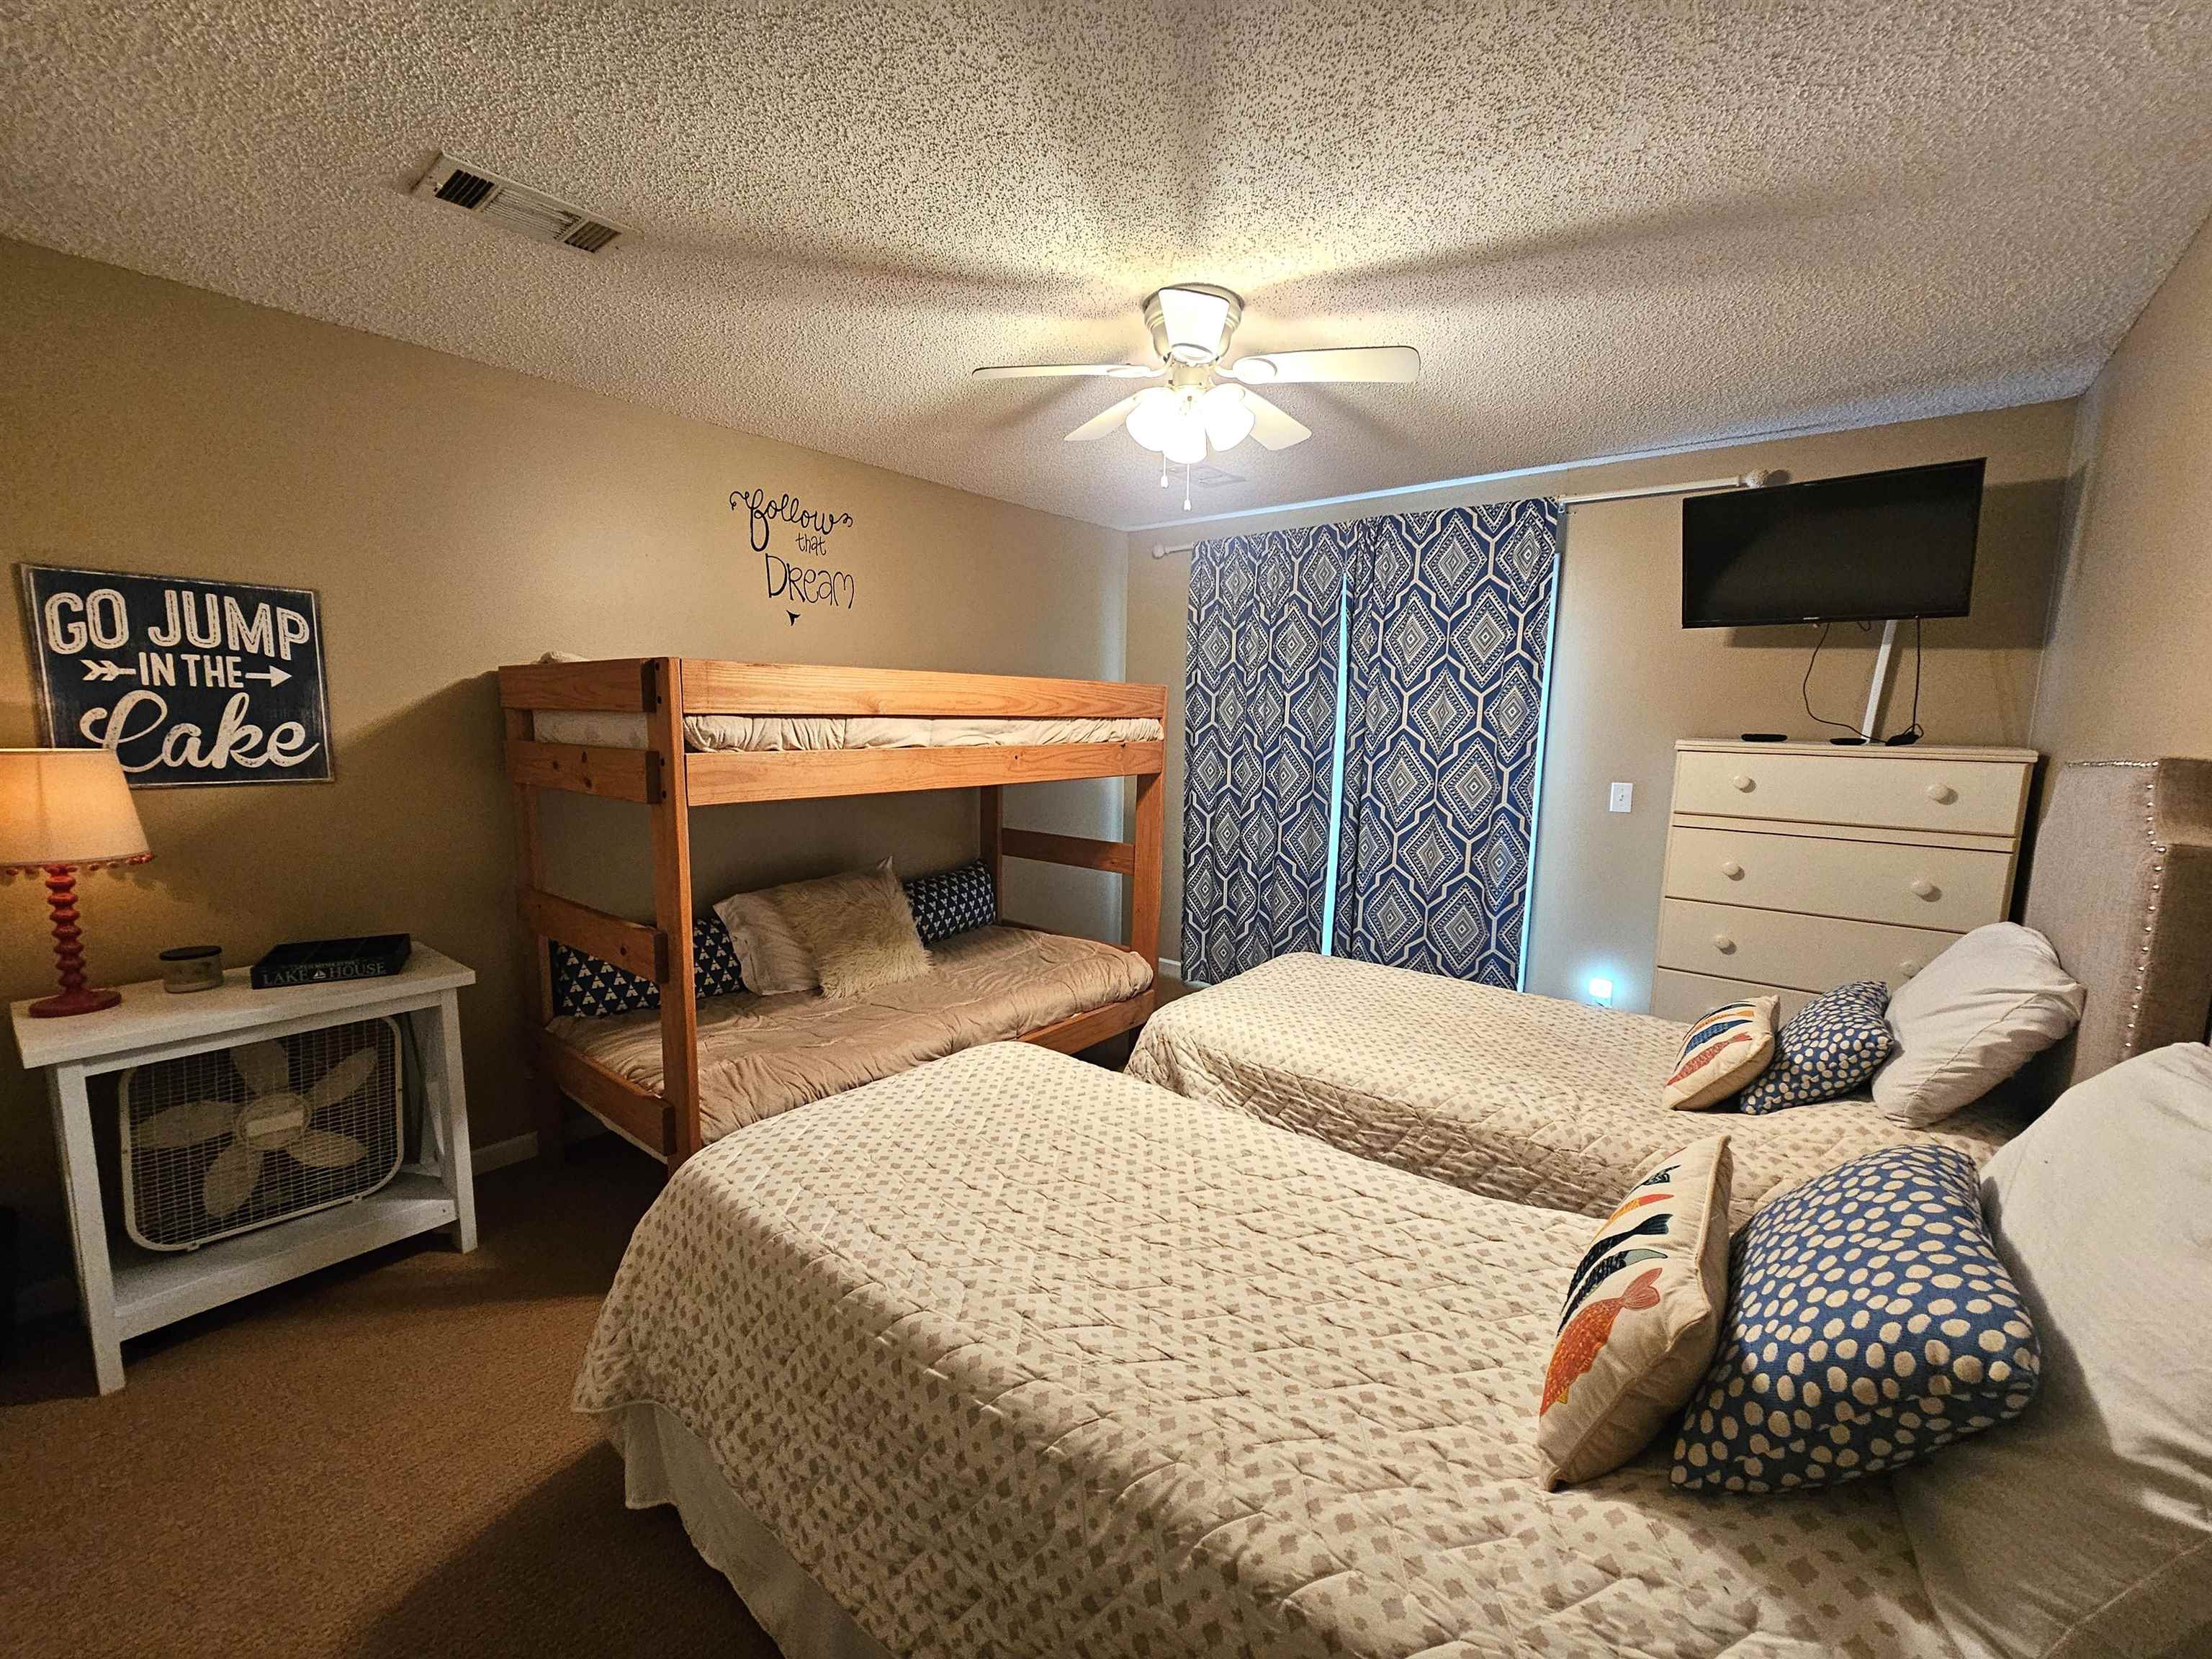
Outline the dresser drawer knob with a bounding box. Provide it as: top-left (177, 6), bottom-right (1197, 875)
top-left (1925, 782), bottom-right (1957, 804)
top-left (1730, 773), bottom-right (1755, 793)
top-left (1910, 878), bottom-right (1938, 899)
top-left (1719, 860), bottom-right (1744, 880)
top-left (1712, 934), bottom-right (1737, 955)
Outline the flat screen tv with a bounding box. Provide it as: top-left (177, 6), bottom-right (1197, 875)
top-left (1681, 458), bottom-right (1984, 628)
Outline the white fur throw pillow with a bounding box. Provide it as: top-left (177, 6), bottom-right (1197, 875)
top-left (773, 860), bottom-right (930, 1000)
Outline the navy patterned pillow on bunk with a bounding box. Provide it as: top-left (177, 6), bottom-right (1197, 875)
top-left (551, 914), bottom-right (746, 1017)
top-left (692, 914), bottom-right (747, 997)
top-left (902, 859), bottom-right (997, 944)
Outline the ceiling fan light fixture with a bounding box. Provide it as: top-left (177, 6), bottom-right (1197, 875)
top-left (1162, 419), bottom-right (1208, 466)
top-left (1198, 382), bottom-right (1255, 451)
top-left (1124, 386), bottom-right (1180, 451)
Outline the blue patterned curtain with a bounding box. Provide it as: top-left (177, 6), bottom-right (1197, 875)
top-left (1182, 525), bottom-right (1362, 983)
top-left (1332, 501), bottom-right (1562, 986)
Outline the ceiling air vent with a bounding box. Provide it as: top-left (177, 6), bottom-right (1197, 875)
top-left (413, 153), bottom-right (626, 253)
top-left (1190, 463), bottom-right (1244, 488)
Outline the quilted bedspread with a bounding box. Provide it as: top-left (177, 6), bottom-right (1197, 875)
top-left (575, 1042), bottom-right (1955, 1659)
top-left (1127, 953), bottom-right (2020, 1230)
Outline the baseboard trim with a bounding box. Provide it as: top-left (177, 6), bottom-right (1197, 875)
top-left (1159, 956), bottom-right (1183, 984)
top-left (471, 1130), bottom-right (539, 1174)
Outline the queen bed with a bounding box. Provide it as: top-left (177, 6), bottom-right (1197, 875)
top-left (576, 1041), bottom-right (1956, 1659)
top-left (1130, 757), bottom-right (2212, 1224)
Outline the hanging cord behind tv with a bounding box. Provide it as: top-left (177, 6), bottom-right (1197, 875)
top-left (1887, 616), bottom-right (1927, 745)
top-left (1802, 621), bottom-right (1872, 739)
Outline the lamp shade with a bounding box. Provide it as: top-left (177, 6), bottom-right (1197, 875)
top-left (0, 749), bottom-right (151, 871)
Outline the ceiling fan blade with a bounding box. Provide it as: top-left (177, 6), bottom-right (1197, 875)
top-left (1064, 395), bottom-right (1143, 442)
top-left (1156, 287), bottom-right (1233, 358)
top-left (1231, 346), bottom-right (1421, 385)
top-left (1244, 392), bottom-right (1312, 450)
top-left (974, 362), bottom-right (1156, 379)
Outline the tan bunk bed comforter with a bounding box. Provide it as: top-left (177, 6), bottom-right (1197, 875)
top-left (550, 925), bottom-right (1151, 1143)
top-left (1128, 952), bottom-right (2018, 1229)
top-left (576, 1042), bottom-right (1956, 1659)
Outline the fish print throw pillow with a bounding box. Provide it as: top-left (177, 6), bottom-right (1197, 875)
top-left (1663, 997), bottom-right (1781, 1110)
top-left (1534, 1135), bottom-right (1734, 1489)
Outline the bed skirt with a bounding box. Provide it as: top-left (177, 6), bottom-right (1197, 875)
top-left (603, 1400), bottom-right (894, 1659)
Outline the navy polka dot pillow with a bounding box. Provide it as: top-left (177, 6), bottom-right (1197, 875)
top-left (1671, 1143), bottom-right (2038, 1493)
top-left (1737, 979), bottom-right (1894, 1114)
top-left (551, 914), bottom-right (747, 1017)
top-left (902, 858), bottom-right (996, 944)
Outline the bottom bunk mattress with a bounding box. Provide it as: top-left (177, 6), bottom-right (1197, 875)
top-left (575, 1042), bottom-right (1956, 1659)
top-left (549, 925), bottom-right (1150, 1141)
top-left (1127, 952), bottom-right (2019, 1229)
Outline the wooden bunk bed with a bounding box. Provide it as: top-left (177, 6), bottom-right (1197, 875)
top-left (500, 657), bottom-right (1166, 1169)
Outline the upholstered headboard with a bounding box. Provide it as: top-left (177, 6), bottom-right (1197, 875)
top-left (2018, 757), bottom-right (2212, 1092)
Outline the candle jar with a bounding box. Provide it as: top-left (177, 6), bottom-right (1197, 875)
top-left (158, 945), bottom-right (224, 994)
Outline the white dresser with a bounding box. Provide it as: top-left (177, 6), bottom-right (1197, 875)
top-left (1650, 739), bottom-right (2039, 1022)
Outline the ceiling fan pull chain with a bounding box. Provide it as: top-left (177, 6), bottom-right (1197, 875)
top-left (1184, 462), bottom-right (1193, 512)
top-left (1161, 454), bottom-right (1169, 488)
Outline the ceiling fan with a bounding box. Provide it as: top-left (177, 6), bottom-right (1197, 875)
top-left (974, 284), bottom-right (1419, 482)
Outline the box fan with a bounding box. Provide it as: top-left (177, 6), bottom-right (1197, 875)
top-left (118, 1018), bottom-right (404, 1251)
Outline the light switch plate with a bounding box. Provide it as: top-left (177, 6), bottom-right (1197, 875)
top-left (1609, 781), bottom-right (1634, 813)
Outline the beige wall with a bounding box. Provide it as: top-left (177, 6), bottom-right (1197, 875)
top-left (2031, 215), bottom-right (2212, 765)
top-left (0, 238), bottom-right (1128, 1282)
top-left (1126, 402), bottom-right (2077, 1007)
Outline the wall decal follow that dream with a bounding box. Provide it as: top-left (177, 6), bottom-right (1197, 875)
top-left (731, 487), bottom-right (855, 625)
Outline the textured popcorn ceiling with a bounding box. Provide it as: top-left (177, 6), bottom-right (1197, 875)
top-left (4, 3), bottom-right (2211, 531)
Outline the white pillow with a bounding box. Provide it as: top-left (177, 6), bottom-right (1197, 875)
top-left (1893, 1044), bottom-right (2212, 1659)
top-left (1871, 922), bottom-right (2084, 1127)
top-left (714, 883), bottom-right (819, 996)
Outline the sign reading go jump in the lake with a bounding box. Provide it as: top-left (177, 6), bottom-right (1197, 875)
top-left (19, 564), bottom-right (333, 787)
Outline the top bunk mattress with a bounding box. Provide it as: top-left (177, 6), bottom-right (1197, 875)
top-left (1127, 951), bottom-right (2021, 1230)
top-left (575, 1041), bottom-right (1956, 1659)
top-left (534, 709), bottom-right (1162, 752)
top-left (549, 924), bottom-right (1150, 1142)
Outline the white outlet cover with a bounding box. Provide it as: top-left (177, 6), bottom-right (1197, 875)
top-left (1609, 781), bottom-right (1634, 812)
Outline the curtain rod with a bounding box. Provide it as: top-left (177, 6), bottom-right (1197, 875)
top-left (1146, 469), bottom-right (1777, 557)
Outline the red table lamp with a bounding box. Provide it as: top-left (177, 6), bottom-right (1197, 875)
top-left (1, 749), bottom-right (152, 1017)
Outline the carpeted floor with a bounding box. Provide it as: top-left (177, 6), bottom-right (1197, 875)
top-left (0, 1139), bottom-right (778, 1659)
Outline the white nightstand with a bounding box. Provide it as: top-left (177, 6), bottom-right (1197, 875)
top-left (10, 945), bottom-right (478, 1394)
